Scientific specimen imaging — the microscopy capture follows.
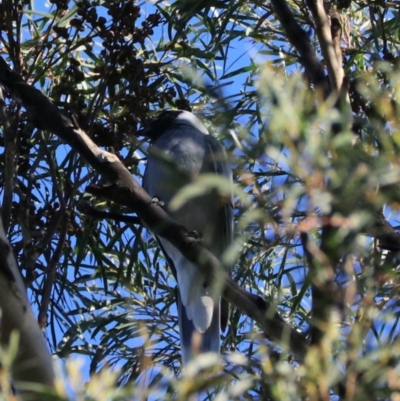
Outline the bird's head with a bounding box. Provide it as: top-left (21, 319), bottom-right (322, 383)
top-left (138, 110), bottom-right (209, 140)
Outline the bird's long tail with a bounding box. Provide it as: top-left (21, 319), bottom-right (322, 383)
top-left (178, 294), bottom-right (220, 365)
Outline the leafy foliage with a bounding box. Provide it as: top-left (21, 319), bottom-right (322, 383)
top-left (1, 0), bottom-right (400, 400)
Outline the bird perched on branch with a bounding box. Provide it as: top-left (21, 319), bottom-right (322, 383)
top-left (142, 110), bottom-right (233, 364)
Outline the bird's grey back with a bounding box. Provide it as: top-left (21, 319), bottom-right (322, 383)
top-left (144, 125), bottom-right (231, 257)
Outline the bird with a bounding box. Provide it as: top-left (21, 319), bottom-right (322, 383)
top-left (142, 110), bottom-right (233, 364)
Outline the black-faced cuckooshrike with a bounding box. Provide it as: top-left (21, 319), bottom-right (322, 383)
top-left (142, 110), bottom-right (233, 364)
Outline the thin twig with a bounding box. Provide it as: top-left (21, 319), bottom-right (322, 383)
top-left (77, 199), bottom-right (141, 224)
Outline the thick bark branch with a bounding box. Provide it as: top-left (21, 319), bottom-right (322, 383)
top-left (0, 218), bottom-right (55, 399)
top-left (305, 0), bottom-right (352, 133)
top-left (0, 58), bottom-right (309, 360)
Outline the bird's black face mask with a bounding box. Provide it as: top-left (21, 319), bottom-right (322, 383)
top-left (138, 110), bottom-right (186, 141)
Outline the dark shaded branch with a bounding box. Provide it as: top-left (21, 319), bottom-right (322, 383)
top-left (300, 231), bottom-right (348, 399)
top-left (0, 87), bottom-right (16, 232)
top-left (38, 219), bottom-right (68, 329)
top-left (269, 0), bottom-right (327, 93)
top-left (35, 131), bottom-right (68, 253)
top-left (37, 130), bottom-right (69, 327)
top-left (0, 58), bottom-right (309, 360)
top-left (300, 231), bottom-right (337, 345)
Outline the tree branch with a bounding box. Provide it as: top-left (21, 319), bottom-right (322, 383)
top-left (0, 218), bottom-right (55, 399)
top-left (77, 200), bottom-right (141, 224)
top-left (269, 0), bottom-right (327, 94)
top-left (305, 0), bottom-right (344, 94)
top-left (0, 87), bottom-right (16, 232)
